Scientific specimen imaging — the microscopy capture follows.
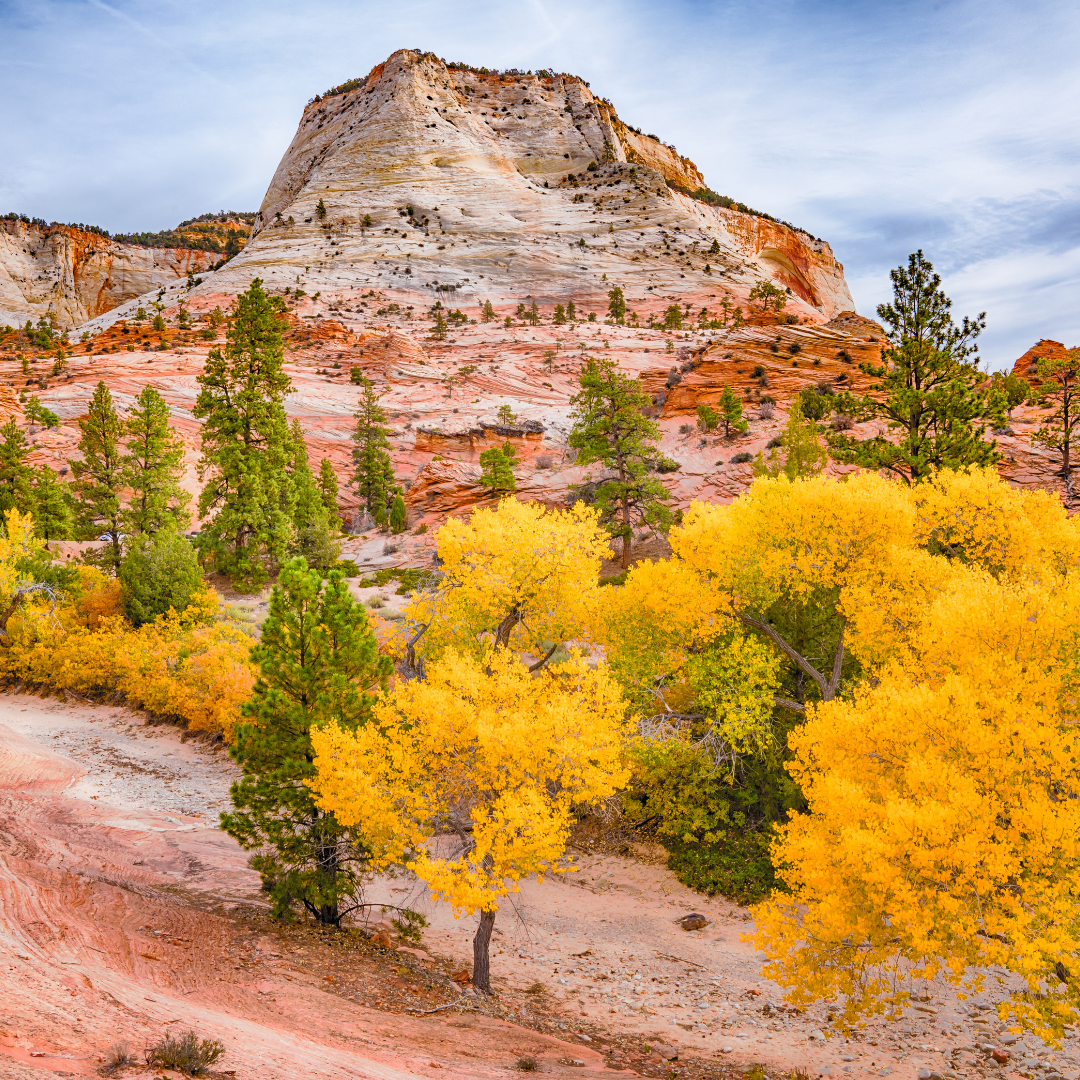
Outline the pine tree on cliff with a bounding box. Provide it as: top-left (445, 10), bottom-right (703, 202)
top-left (194, 279), bottom-right (294, 588)
top-left (71, 381), bottom-right (125, 572)
top-left (350, 377), bottom-right (396, 528)
top-left (478, 442), bottom-right (517, 494)
top-left (569, 358), bottom-right (673, 570)
top-left (221, 557), bottom-right (391, 925)
top-left (121, 384), bottom-right (190, 536)
top-left (828, 251), bottom-right (1005, 484)
top-left (0, 418), bottom-right (33, 518)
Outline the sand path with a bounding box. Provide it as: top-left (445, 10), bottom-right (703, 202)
top-left (0, 693), bottom-right (1052, 1080)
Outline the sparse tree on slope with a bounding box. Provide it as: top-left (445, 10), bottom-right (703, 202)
top-left (122, 383), bottom-right (190, 536)
top-left (569, 358), bottom-right (672, 569)
top-left (194, 279), bottom-right (294, 588)
top-left (828, 251), bottom-right (1005, 483)
top-left (1030, 349), bottom-right (1080, 477)
top-left (350, 377), bottom-right (397, 528)
top-left (0, 418), bottom-right (33, 518)
top-left (71, 381), bottom-right (125, 572)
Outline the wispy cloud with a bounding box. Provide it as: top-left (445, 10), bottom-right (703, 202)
top-left (0, 0), bottom-right (1076, 361)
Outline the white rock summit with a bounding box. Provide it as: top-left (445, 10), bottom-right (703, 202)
top-left (203, 48), bottom-right (853, 320)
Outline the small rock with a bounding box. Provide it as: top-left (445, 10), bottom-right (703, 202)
top-left (565, 1059), bottom-right (585, 1068)
top-left (720, 1046), bottom-right (733, 1054)
top-left (654, 1046), bottom-right (678, 1061)
top-left (809, 1029), bottom-right (825, 1041)
top-left (678, 913), bottom-right (708, 931)
top-left (450, 968), bottom-right (471, 984)
top-left (577, 1034), bottom-right (591, 1043)
top-left (919, 1071), bottom-right (932, 1079)
top-left (999, 1033), bottom-right (1017, 1046)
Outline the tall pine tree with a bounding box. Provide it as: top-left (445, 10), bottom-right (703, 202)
top-left (828, 251), bottom-right (1005, 483)
top-left (317, 458), bottom-right (339, 521)
top-left (569, 358), bottom-right (673, 569)
top-left (71, 381), bottom-right (125, 572)
top-left (288, 420), bottom-right (339, 570)
top-left (31, 466), bottom-right (76, 541)
top-left (221, 558), bottom-right (392, 924)
top-left (122, 383), bottom-right (190, 535)
top-left (0, 418), bottom-right (33, 517)
top-left (350, 377), bottom-right (396, 527)
top-left (195, 279), bottom-right (294, 588)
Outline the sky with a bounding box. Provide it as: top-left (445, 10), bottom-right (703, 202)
top-left (1, 0), bottom-right (1077, 365)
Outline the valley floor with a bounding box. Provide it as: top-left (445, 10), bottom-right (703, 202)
top-left (0, 694), bottom-right (1058, 1079)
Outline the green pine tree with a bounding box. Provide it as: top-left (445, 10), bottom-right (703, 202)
top-left (350, 377), bottom-right (396, 526)
top-left (696, 403), bottom-right (719, 432)
top-left (1030, 350), bottom-right (1080, 477)
top-left (194, 279), bottom-right (294, 588)
top-left (221, 558), bottom-right (392, 925)
top-left (481, 300), bottom-right (495, 323)
top-left (567, 300), bottom-right (577, 322)
top-left (569, 358), bottom-right (673, 569)
top-left (753, 403), bottom-right (829, 481)
top-left (318, 457), bottom-right (339, 519)
top-left (389, 492), bottom-right (407, 534)
top-left (718, 385), bottom-right (748, 436)
top-left (288, 420), bottom-right (339, 571)
top-left (607, 286), bottom-right (626, 324)
top-left (828, 251), bottom-right (1004, 484)
top-left (554, 304), bottom-right (567, 325)
top-left (0, 417), bottom-right (33, 517)
top-left (122, 383), bottom-right (190, 535)
top-left (431, 308), bottom-right (448, 341)
top-left (31, 466), bottom-right (76, 540)
top-left (478, 442), bottom-right (517, 493)
top-left (316, 198), bottom-right (327, 221)
top-left (71, 381), bottom-right (125, 572)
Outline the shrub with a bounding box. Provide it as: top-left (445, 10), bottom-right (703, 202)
top-left (102, 1042), bottom-right (136, 1075)
top-left (751, 365), bottom-right (765, 378)
top-left (145, 1031), bottom-right (224, 1076)
top-left (789, 342), bottom-right (801, 354)
top-left (758, 402), bottom-right (775, 420)
top-left (517, 1058), bottom-right (539, 1072)
top-left (536, 454), bottom-right (554, 469)
top-left (1, 585), bottom-right (254, 739)
top-left (795, 388), bottom-right (829, 422)
top-left (767, 435), bottom-right (783, 449)
top-left (119, 531), bottom-right (203, 626)
top-left (731, 452), bottom-right (753, 464)
top-left (832, 413), bottom-right (854, 431)
top-left (679, 423), bottom-right (693, 435)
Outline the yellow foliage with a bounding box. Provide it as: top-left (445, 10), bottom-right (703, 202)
top-left (912, 465), bottom-right (1080, 579)
top-left (0, 510), bottom-right (45, 600)
top-left (404, 499), bottom-right (610, 663)
top-left (1, 588), bottom-right (255, 739)
top-left (311, 648), bottom-right (629, 915)
top-left (754, 567), bottom-right (1080, 1038)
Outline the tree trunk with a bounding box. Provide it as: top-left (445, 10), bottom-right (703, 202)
top-left (472, 907), bottom-right (496, 993)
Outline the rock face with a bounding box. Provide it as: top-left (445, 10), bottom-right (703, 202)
top-left (0, 218), bottom-right (217, 330)
top-left (199, 48), bottom-right (853, 322)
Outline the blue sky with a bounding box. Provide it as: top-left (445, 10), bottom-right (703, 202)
top-left (2, 0), bottom-right (1077, 364)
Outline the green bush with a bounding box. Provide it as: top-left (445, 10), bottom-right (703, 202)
top-left (145, 1031), bottom-right (223, 1076)
top-left (731, 451), bottom-right (753, 464)
top-left (118, 531), bottom-right (204, 626)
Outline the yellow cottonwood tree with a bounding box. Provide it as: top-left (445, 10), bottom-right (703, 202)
top-left (403, 499), bottom-right (610, 673)
top-left (310, 648), bottom-right (628, 992)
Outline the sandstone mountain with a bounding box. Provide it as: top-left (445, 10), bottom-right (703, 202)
top-left (201, 49), bottom-right (853, 320)
top-left (0, 216), bottom-right (223, 330)
top-left (1, 49), bottom-right (1069, 572)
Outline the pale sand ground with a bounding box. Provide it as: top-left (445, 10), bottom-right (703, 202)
top-left (0, 693), bottom-right (1056, 1080)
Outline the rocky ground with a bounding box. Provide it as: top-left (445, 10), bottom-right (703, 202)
top-left (1, 693), bottom-right (1075, 1080)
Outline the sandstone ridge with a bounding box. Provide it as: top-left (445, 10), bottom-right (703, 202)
top-left (0, 218), bottom-right (218, 330)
